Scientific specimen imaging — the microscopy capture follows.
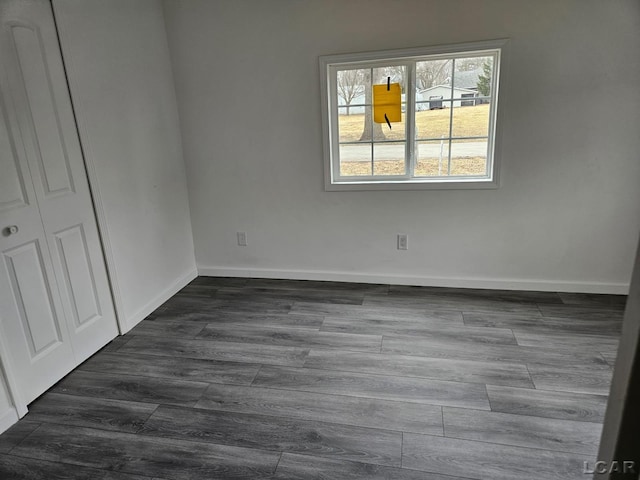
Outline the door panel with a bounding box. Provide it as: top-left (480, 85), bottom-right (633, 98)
top-left (0, 0), bottom-right (118, 405)
top-left (53, 224), bottom-right (102, 330)
top-left (9, 22), bottom-right (74, 197)
top-left (4, 240), bottom-right (63, 356)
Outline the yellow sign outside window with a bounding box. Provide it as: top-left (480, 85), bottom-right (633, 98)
top-left (373, 82), bottom-right (401, 125)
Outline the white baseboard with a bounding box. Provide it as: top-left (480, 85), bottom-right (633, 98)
top-left (0, 407), bottom-right (18, 435)
top-left (197, 265), bottom-right (629, 294)
top-left (120, 268), bottom-right (198, 333)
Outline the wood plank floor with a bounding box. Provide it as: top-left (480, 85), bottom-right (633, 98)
top-left (0, 277), bottom-right (625, 480)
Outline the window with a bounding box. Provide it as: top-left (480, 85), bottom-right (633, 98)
top-left (320, 40), bottom-right (507, 191)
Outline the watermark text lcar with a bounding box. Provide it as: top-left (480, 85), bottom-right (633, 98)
top-left (584, 461), bottom-right (636, 475)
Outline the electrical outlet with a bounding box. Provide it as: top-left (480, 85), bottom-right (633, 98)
top-left (397, 234), bottom-right (408, 250)
top-left (237, 232), bottom-right (247, 246)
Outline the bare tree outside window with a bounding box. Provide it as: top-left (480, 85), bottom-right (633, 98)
top-left (416, 59), bottom-right (451, 89)
top-left (336, 69), bottom-right (365, 116)
top-left (455, 57), bottom-right (481, 72)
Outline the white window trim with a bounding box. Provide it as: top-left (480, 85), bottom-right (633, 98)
top-left (319, 39), bottom-right (509, 191)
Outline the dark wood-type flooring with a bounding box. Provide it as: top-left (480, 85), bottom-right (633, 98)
top-left (0, 277), bottom-right (626, 479)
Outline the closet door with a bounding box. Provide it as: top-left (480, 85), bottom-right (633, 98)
top-left (0, 0), bottom-right (118, 405)
top-left (0, 76), bottom-right (76, 404)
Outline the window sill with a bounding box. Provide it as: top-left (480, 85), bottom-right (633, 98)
top-left (324, 177), bottom-right (499, 191)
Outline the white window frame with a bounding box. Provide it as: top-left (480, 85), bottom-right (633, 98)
top-left (320, 39), bottom-right (509, 191)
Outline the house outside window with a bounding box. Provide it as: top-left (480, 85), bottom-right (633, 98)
top-left (320, 40), bottom-right (508, 191)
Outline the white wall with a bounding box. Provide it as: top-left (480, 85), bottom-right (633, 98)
top-left (53, 0), bottom-right (196, 331)
top-left (163, 0), bottom-right (640, 293)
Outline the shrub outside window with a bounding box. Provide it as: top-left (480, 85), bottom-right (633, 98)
top-left (320, 40), bottom-right (508, 191)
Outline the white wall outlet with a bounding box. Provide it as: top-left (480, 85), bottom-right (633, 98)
top-left (397, 234), bottom-right (408, 250)
top-left (237, 231), bottom-right (247, 246)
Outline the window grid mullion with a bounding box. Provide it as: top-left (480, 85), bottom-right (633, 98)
top-left (406, 62), bottom-right (416, 179)
top-left (370, 67), bottom-right (374, 175)
top-left (447, 58), bottom-right (455, 176)
top-left (341, 134), bottom-right (491, 145)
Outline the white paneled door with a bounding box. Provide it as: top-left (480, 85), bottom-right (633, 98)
top-left (0, 0), bottom-right (117, 406)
